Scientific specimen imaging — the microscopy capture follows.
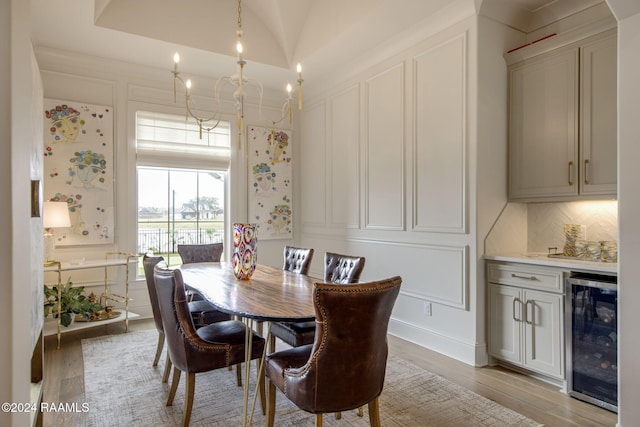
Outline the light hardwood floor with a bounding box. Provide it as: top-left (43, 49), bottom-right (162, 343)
top-left (42, 318), bottom-right (617, 426)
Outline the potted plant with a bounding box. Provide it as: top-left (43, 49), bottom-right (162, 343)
top-left (44, 278), bottom-right (104, 327)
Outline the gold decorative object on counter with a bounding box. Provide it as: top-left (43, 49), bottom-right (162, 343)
top-left (600, 241), bottom-right (618, 262)
top-left (563, 224), bottom-right (586, 257)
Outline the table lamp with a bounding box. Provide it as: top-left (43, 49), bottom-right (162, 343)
top-left (43, 201), bottom-right (71, 264)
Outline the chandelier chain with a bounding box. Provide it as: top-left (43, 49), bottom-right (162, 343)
top-left (237, 0), bottom-right (242, 30)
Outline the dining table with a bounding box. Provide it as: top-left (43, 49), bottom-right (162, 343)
top-left (178, 262), bottom-right (317, 427)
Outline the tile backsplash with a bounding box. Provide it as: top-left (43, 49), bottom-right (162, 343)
top-left (527, 201), bottom-right (618, 253)
top-left (485, 200), bottom-right (618, 255)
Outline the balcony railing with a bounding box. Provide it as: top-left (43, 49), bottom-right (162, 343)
top-left (138, 226), bottom-right (224, 255)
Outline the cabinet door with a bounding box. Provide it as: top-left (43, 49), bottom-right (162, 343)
top-left (488, 284), bottom-right (522, 364)
top-left (509, 48), bottom-right (579, 200)
top-left (522, 289), bottom-right (564, 379)
top-left (580, 33), bottom-right (617, 196)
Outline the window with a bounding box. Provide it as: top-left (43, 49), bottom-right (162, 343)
top-left (135, 111), bottom-right (230, 267)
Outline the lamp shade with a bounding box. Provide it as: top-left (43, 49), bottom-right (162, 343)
top-left (43, 201), bottom-right (71, 228)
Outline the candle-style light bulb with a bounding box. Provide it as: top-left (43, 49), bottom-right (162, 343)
top-left (236, 40), bottom-right (244, 63)
top-left (296, 63), bottom-right (303, 110)
top-left (286, 83), bottom-right (292, 97)
top-left (172, 53), bottom-right (181, 102)
top-left (186, 79), bottom-right (192, 95)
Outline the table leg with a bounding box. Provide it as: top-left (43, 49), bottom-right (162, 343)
top-left (249, 323), bottom-right (271, 426)
top-left (242, 317), bottom-right (253, 427)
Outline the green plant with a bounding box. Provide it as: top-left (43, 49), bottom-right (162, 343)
top-left (44, 278), bottom-right (104, 327)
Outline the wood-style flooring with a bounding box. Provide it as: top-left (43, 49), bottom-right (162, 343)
top-left (42, 319), bottom-right (617, 426)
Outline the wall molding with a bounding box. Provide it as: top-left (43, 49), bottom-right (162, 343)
top-left (364, 62), bottom-right (406, 231)
top-left (411, 31), bottom-right (468, 234)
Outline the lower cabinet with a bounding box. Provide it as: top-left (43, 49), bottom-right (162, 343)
top-left (487, 262), bottom-right (565, 381)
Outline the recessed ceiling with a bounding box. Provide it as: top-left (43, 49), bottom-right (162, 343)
top-left (30, 0), bottom-right (607, 90)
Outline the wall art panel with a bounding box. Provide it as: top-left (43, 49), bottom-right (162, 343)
top-left (43, 99), bottom-right (114, 245)
top-left (247, 125), bottom-right (293, 240)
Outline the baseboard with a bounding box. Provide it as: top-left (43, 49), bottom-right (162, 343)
top-left (389, 318), bottom-right (488, 367)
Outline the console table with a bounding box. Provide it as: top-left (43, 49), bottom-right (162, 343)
top-left (44, 252), bottom-right (139, 349)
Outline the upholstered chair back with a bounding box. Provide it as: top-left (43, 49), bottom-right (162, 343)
top-left (323, 252), bottom-right (366, 284)
top-left (143, 255), bottom-right (165, 334)
top-left (177, 243), bottom-right (223, 264)
top-left (283, 246), bottom-right (314, 275)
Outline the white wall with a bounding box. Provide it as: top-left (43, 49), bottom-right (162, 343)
top-left (4, 1), bottom-right (44, 426)
top-left (613, 5), bottom-right (640, 426)
top-left (297, 6), bottom-right (516, 365)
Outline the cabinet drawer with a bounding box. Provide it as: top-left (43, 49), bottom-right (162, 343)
top-left (487, 263), bottom-right (564, 293)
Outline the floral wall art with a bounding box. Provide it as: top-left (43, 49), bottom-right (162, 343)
top-left (43, 99), bottom-right (114, 245)
top-left (247, 125), bottom-right (292, 240)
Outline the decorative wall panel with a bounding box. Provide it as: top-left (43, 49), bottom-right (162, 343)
top-left (43, 99), bottom-right (114, 245)
top-left (413, 33), bottom-right (467, 233)
top-left (329, 85), bottom-right (360, 228)
top-left (365, 63), bottom-right (405, 230)
top-left (400, 243), bottom-right (468, 309)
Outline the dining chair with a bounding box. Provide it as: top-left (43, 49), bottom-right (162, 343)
top-left (264, 276), bottom-right (402, 427)
top-left (282, 245), bottom-right (314, 275)
top-left (269, 251), bottom-right (365, 352)
top-left (176, 243), bottom-right (232, 328)
top-left (177, 242), bottom-right (224, 264)
top-left (142, 254), bottom-right (173, 383)
top-left (153, 263), bottom-right (266, 427)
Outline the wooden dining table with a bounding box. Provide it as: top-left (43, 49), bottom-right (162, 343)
top-left (178, 262), bottom-right (317, 427)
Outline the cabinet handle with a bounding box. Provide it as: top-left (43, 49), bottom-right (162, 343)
top-left (525, 300), bottom-right (534, 325)
top-left (584, 159), bottom-right (590, 185)
top-left (568, 161), bottom-right (574, 186)
top-left (511, 273), bottom-right (537, 281)
top-left (512, 297), bottom-right (523, 322)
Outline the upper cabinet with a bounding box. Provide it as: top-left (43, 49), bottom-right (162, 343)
top-left (508, 30), bottom-right (617, 202)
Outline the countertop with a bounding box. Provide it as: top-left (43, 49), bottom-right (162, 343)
top-left (485, 253), bottom-right (617, 275)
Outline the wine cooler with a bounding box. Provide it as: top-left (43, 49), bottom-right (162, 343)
top-left (566, 272), bottom-right (618, 412)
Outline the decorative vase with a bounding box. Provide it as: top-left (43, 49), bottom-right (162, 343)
top-left (232, 223), bottom-right (258, 279)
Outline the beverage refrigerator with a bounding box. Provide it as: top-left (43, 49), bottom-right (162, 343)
top-left (565, 272), bottom-right (618, 412)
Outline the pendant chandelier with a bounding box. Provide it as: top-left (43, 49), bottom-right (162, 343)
top-left (171, 0), bottom-right (303, 147)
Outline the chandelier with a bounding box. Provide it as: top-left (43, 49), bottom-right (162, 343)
top-left (171, 0), bottom-right (303, 147)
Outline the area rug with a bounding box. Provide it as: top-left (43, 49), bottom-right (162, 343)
top-left (82, 330), bottom-right (542, 426)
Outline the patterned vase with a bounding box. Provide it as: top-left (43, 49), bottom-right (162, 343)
top-left (232, 223), bottom-right (258, 279)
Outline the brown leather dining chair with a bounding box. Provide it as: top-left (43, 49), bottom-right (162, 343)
top-left (153, 263), bottom-right (266, 427)
top-left (265, 276), bottom-right (402, 427)
top-left (282, 245), bottom-right (314, 275)
top-left (177, 243), bottom-right (232, 328)
top-left (269, 251), bottom-right (365, 351)
top-left (144, 254), bottom-right (239, 385)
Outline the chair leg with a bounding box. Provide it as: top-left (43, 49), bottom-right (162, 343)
top-left (358, 406), bottom-right (364, 417)
top-left (334, 412), bottom-right (341, 419)
top-left (182, 373), bottom-right (196, 427)
top-left (153, 334), bottom-right (165, 367)
top-left (315, 413), bottom-right (323, 427)
top-left (167, 367), bottom-right (181, 406)
top-left (368, 398), bottom-right (381, 427)
top-left (236, 363), bottom-right (242, 386)
top-left (256, 359), bottom-right (266, 415)
top-left (269, 334), bottom-right (276, 353)
top-left (266, 380), bottom-right (276, 427)
top-left (162, 350), bottom-right (173, 383)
